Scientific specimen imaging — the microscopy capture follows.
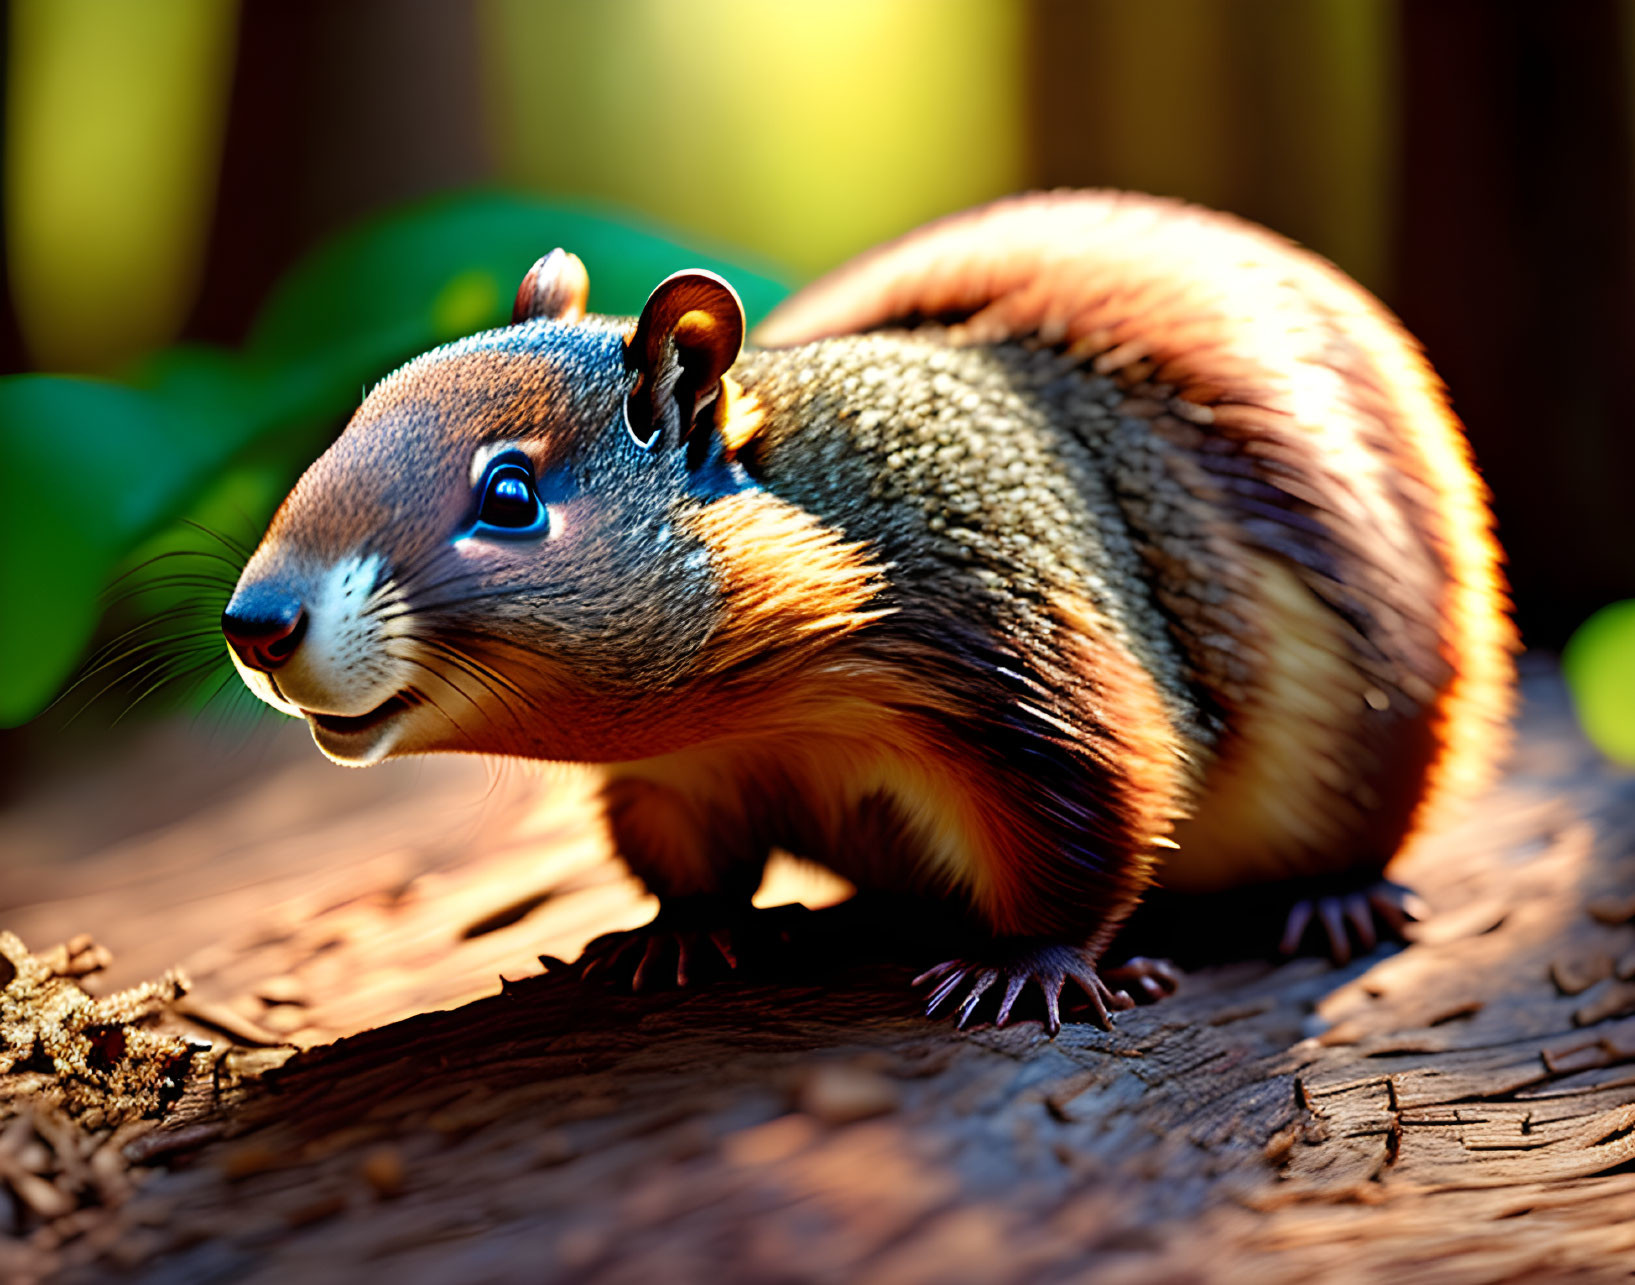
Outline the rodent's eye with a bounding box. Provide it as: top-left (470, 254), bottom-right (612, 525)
top-left (472, 456), bottom-right (549, 538)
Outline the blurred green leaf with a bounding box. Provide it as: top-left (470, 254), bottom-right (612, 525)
top-left (0, 192), bottom-right (789, 726)
top-left (0, 377), bottom-right (204, 722)
top-left (249, 190), bottom-right (789, 373)
top-left (1563, 600), bottom-right (1635, 766)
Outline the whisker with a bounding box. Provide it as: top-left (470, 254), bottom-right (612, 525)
top-left (373, 568), bottom-right (479, 615)
top-left (47, 630), bottom-right (225, 716)
top-left (415, 635), bottom-right (537, 709)
top-left (84, 601), bottom-right (220, 652)
top-left (190, 665), bottom-right (245, 731)
top-left (404, 639), bottom-right (515, 707)
top-left (354, 538), bottom-right (456, 611)
top-left (383, 542), bottom-right (449, 592)
top-left (180, 518), bottom-right (252, 560)
top-left (437, 633), bottom-right (571, 703)
top-left (101, 575), bottom-right (235, 612)
top-left (72, 621), bottom-right (224, 685)
top-left (113, 652), bottom-right (230, 726)
top-left (440, 628), bottom-right (566, 670)
top-left (399, 676), bottom-right (475, 750)
top-left (106, 547), bottom-right (245, 592)
top-left (408, 639), bottom-right (535, 735)
top-left (393, 653), bottom-right (499, 737)
top-left (63, 648), bottom-right (189, 728)
top-left (199, 678), bottom-right (271, 742)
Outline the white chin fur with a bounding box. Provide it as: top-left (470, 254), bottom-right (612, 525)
top-left (306, 711), bottom-right (406, 766)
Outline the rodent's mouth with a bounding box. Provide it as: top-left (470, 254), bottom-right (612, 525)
top-left (302, 691), bottom-right (415, 766)
top-left (305, 693), bottom-right (412, 737)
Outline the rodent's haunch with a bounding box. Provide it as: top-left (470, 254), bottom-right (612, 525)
top-left (222, 192), bottom-right (1515, 1032)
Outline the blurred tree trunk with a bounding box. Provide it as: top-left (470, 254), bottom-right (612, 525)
top-left (1394, 0), bottom-right (1635, 649)
top-left (1026, 0), bottom-right (1395, 292)
top-left (187, 0), bottom-right (490, 347)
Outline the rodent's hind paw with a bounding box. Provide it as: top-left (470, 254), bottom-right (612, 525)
top-left (1102, 955), bottom-right (1184, 1004)
top-left (914, 943), bottom-right (1140, 1036)
top-left (1279, 879), bottom-right (1428, 967)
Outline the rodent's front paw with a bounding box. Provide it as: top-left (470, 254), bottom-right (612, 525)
top-left (577, 921), bottom-right (738, 992)
top-left (914, 942), bottom-right (1144, 1035)
top-left (575, 900), bottom-right (809, 992)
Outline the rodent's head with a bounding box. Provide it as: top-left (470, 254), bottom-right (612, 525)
top-left (222, 250), bottom-right (848, 766)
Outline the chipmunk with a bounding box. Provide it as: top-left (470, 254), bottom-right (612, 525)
top-left (221, 191), bottom-right (1514, 1032)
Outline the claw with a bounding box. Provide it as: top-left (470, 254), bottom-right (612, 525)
top-left (1077, 980), bottom-right (1108, 1028)
top-left (916, 941), bottom-right (1173, 1034)
top-left (912, 960), bottom-right (961, 989)
top-left (1343, 893), bottom-right (1376, 953)
top-left (956, 969), bottom-right (999, 1029)
top-left (709, 929), bottom-right (738, 969)
top-left (1128, 976), bottom-right (1161, 1003)
top-left (1367, 882), bottom-right (1428, 934)
top-left (926, 968), bottom-right (968, 1016)
top-left (576, 903), bottom-right (762, 992)
top-left (1041, 972), bottom-right (1066, 1036)
top-left (1281, 879), bottom-right (1425, 965)
top-left (1367, 892), bottom-right (1407, 934)
top-left (632, 935), bottom-right (667, 992)
top-left (995, 973), bottom-right (1028, 1026)
top-left (1280, 899), bottom-right (1316, 956)
top-left (1317, 897), bottom-right (1351, 966)
top-left (675, 933), bottom-right (694, 988)
top-left (579, 936), bottom-right (634, 981)
top-left (1074, 962), bottom-right (1132, 1028)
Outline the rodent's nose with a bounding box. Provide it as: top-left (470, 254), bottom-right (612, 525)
top-left (222, 589), bottom-right (308, 673)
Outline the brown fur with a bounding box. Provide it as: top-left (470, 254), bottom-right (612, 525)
top-left (757, 189), bottom-right (1515, 891)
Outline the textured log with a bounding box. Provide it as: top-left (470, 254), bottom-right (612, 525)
top-left (2, 664), bottom-right (1634, 1282)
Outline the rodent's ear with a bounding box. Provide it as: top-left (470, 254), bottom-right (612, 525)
top-left (513, 248), bottom-right (590, 324)
top-left (625, 270), bottom-right (745, 453)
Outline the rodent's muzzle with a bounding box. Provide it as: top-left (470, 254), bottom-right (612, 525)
top-left (221, 587), bottom-right (308, 674)
top-left (222, 553), bottom-right (420, 764)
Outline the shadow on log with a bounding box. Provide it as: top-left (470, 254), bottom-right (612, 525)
top-left (5, 663), bottom-right (1635, 1282)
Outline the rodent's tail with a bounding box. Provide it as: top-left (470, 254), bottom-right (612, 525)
top-left (757, 190), bottom-right (1516, 852)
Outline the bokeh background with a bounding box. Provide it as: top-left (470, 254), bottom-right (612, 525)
top-left (3, 0), bottom-right (1635, 785)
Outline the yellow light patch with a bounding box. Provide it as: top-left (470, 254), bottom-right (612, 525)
top-left (714, 376), bottom-right (766, 455)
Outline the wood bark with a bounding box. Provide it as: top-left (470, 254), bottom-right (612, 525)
top-left (2, 665), bottom-right (1634, 1282)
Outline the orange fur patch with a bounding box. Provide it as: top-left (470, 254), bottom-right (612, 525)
top-left (687, 490), bottom-right (892, 678)
top-left (1051, 592), bottom-right (1190, 847)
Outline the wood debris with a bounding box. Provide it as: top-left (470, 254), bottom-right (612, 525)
top-left (0, 933), bottom-right (211, 1277)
